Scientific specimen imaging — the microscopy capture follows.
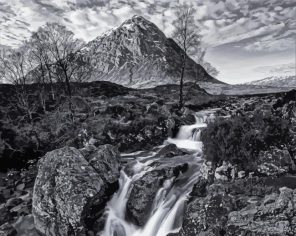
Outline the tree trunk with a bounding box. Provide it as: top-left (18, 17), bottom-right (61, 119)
top-left (64, 69), bottom-right (74, 122)
top-left (179, 54), bottom-right (186, 110)
top-left (48, 70), bottom-right (55, 101)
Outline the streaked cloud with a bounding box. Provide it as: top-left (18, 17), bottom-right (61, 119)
top-left (0, 0), bottom-right (295, 83)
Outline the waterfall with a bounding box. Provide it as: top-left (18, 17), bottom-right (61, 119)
top-left (166, 111), bottom-right (215, 152)
top-left (101, 109), bottom-right (217, 236)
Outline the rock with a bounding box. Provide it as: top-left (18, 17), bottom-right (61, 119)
top-left (0, 205), bottom-right (14, 226)
top-left (0, 223), bottom-right (17, 236)
top-left (156, 144), bottom-right (187, 158)
top-left (13, 214), bottom-right (39, 236)
top-left (200, 161), bottom-right (215, 183)
top-left (80, 144), bottom-right (120, 184)
top-left (101, 111), bottom-right (174, 152)
top-left (179, 193), bottom-right (235, 236)
top-left (190, 178), bottom-right (208, 198)
top-left (126, 163), bottom-right (188, 226)
top-left (5, 198), bottom-right (23, 210)
top-left (226, 187), bottom-right (296, 235)
top-left (237, 171), bottom-right (246, 179)
top-left (214, 161), bottom-right (233, 181)
top-left (32, 145), bottom-right (120, 236)
top-left (257, 147), bottom-right (295, 176)
top-left (15, 183), bottom-right (25, 192)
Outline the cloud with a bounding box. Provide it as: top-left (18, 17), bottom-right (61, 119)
top-left (1, 0), bottom-right (295, 52)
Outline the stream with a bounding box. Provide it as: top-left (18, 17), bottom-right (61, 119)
top-left (101, 109), bottom-right (217, 236)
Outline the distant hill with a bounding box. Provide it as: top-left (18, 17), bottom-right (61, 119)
top-left (245, 75), bottom-right (296, 88)
top-left (82, 15), bottom-right (222, 88)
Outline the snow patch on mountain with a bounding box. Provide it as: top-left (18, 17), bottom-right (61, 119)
top-left (245, 75), bottom-right (296, 88)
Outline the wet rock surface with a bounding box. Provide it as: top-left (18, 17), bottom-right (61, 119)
top-left (126, 160), bottom-right (188, 226)
top-left (156, 143), bottom-right (188, 158)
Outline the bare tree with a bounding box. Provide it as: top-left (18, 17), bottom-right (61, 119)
top-left (172, 3), bottom-right (201, 109)
top-left (30, 31), bottom-right (56, 102)
top-left (0, 46), bottom-right (36, 122)
top-left (33, 23), bottom-right (87, 121)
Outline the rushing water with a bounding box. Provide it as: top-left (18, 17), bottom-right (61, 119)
top-left (101, 110), bottom-right (216, 236)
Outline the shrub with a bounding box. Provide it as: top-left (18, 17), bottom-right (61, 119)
top-left (201, 112), bottom-right (291, 171)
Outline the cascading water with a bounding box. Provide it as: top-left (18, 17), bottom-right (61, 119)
top-left (101, 110), bottom-right (216, 236)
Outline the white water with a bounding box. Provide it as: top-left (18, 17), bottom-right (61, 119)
top-left (101, 110), bottom-right (216, 236)
top-left (167, 110), bottom-right (217, 152)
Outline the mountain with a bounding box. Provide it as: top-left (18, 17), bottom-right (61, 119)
top-left (245, 75), bottom-right (296, 88)
top-left (82, 15), bottom-right (222, 88)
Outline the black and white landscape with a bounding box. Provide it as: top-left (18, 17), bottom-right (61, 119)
top-left (0, 1), bottom-right (296, 236)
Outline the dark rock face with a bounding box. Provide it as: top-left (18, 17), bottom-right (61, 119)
top-left (126, 163), bottom-right (188, 226)
top-left (32, 145), bottom-right (120, 236)
top-left (81, 144), bottom-right (120, 184)
top-left (156, 144), bottom-right (187, 158)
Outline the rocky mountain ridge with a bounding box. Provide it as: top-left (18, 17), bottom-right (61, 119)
top-left (82, 15), bottom-right (221, 88)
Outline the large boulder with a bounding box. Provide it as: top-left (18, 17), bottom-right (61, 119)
top-left (256, 147), bottom-right (295, 176)
top-left (227, 187), bottom-right (296, 236)
top-left (32, 145), bottom-right (120, 236)
top-left (179, 193), bottom-right (235, 236)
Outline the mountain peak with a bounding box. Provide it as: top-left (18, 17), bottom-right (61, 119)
top-left (119, 15), bottom-right (162, 34)
top-left (124, 15), bottom-right (151, 24)
top-left (83, 16), bottom-right (221, 88)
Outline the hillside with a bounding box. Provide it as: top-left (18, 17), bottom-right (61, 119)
top-left (82, 15), bottom-right (221, 88)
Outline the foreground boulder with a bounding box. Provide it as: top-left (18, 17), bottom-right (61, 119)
top-left (179, 192), bottom-right (235, 236)
top-left (32, 145), bottom-right (120, 236)
top-left (227, 187), bottom-right (296, 235)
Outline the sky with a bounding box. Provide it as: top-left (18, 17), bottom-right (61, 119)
top-left (0, 0), bottom-right (295, 84)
